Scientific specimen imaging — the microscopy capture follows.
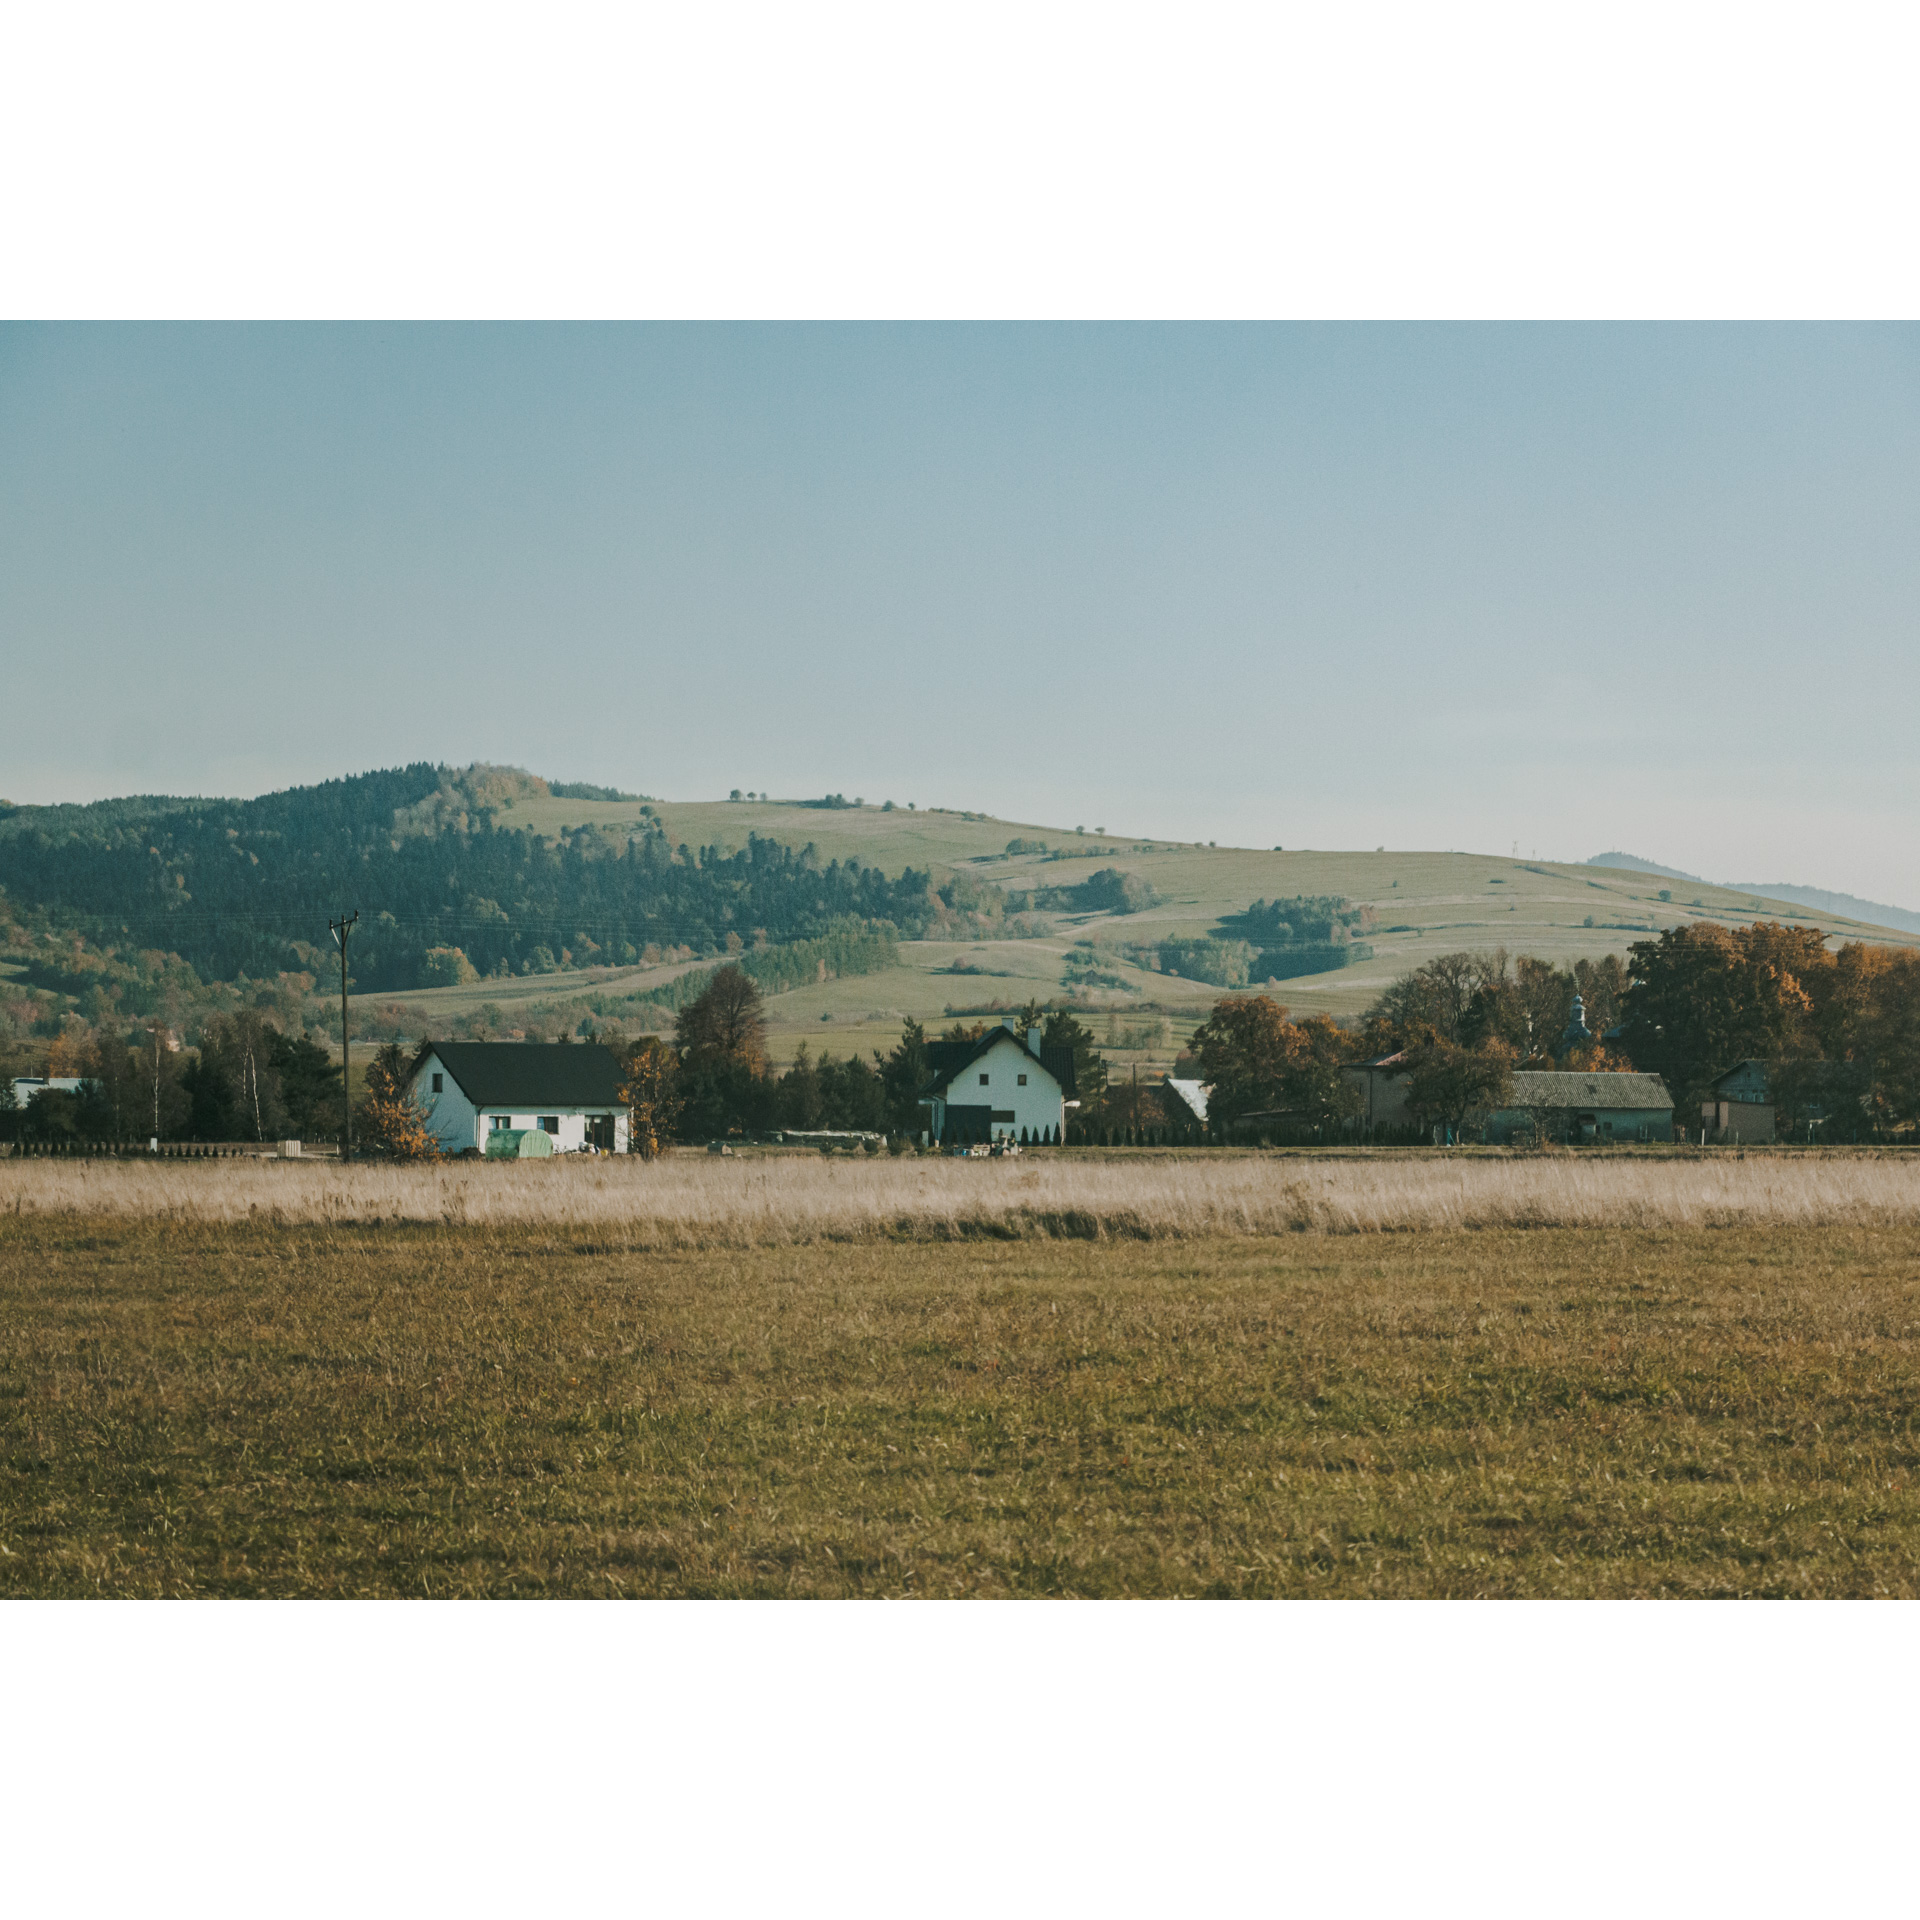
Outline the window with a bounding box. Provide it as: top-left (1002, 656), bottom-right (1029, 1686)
top-left (431, 1072), bottom-right (443, 1094)
top-left (491, 1115), bottom-right (512, 1132)
top-left (979, 1072), bottom-right (989, 1085)
top-left (539, 1116), bottom-right (560, 1133)
top-left (1017, 1073), bottom-right (1027, 1086)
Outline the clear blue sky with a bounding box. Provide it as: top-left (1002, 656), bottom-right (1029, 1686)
top-left (3, 324), bottom-right (1915, 903)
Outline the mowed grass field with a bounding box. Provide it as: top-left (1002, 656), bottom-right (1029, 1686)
top-left (5, 1155), bottom-right (1919, 1597)
top-left (386, 797), bottom-right (1920, 1067)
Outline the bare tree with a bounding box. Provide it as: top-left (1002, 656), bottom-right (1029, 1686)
top-left (1369, 949), bottom-right (1508, 1043)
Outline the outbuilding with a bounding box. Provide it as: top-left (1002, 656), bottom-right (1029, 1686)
top-left (1342, 1050), bottom-right (1413, 1133)
top-left (9, 1076), bottom-right (86, 1109)
top-left (917, 1017), bottom-right (1077, 1145)
top-left (1703, 1059), bottom-right (1775, 1143)
top-left (1485, 1070), bottom-right (1675, 1145)
top-left (1160, 1077), bottom-right (1210, 1138)
top-left (408, 1041), bottom-right (629, 1156)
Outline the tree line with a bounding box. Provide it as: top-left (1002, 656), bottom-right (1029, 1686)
top-left (600, 966), bottom-right (1110, 1153)
top-left (1188, 921), bottom-right (1920, 1142)
top-left (16, 916), bottom-right (1917, 1155)
top-left (1, 1012), bottom-right (340, 1148)
top-left (1617, 922), bottom-right (1920, 1134)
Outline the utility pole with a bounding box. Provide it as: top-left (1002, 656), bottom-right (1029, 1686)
top-left (330, 912), bottom-right (358, 1161)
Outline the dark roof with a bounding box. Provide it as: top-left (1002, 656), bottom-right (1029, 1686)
top-left (1710, 1058), bottom-right (1770, 1094)
top-left (918, 1029), bottom-right (1077, 1101)
top-left (416, 1041), bottom-right (624, 1108)
top-left (1504, 1070), bottom-right (1673, 1111)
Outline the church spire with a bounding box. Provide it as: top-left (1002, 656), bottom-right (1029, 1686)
top-left (1558, 993), bottom-right (1592, 1059)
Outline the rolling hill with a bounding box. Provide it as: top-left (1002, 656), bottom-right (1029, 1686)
top-left (5, 768), bottom-right (1918, 1078)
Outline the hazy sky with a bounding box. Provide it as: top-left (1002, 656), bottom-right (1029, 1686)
top-left (3, 324), bottom-right (1915, 903)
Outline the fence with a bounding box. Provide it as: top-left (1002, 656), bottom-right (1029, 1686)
top-left (2, 1139), bottom-right (341, 1160)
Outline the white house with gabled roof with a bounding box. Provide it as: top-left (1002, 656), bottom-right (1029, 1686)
top-left (406, 1041), bottom-right (629, 1155)
top-left (916, 1016), bottom-right (1077, 1145)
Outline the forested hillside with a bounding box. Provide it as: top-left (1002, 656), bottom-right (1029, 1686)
top-left (0, 764), bottom-right (966, 994)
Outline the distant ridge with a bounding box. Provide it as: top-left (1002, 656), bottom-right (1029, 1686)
top-left (1721, 883), bottom-right (1920, 938)
top-left (1588, 851), bottom-right (1704, 884)
top-left (1587, 853), bottom-right (1920, 937)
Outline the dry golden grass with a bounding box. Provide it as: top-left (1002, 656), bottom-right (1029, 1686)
top-left (4, 1149), bottom-right (1920, 1242)
top-left (4, 1212), bottom-right (1918, 1597)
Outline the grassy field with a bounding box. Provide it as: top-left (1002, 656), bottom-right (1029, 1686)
top-left (4, 1155), bottom-right (1919, 1597)
top-left (9, 1148), bottom-right (1920, 1234)
top-left (369, 797), bottom-right (1920, 1069)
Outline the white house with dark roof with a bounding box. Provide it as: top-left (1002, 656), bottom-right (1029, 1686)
top-left (916, 1017), bottom-right (1077, 1145)
top-left (407, 1041), bottom-right (629, 1155)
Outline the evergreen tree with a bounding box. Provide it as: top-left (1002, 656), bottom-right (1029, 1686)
top-left (878, 1018), bottom-right (931, 1133)
top-left (1041, 1009), bottom-right (1107, 1107)
top-left (270, 1030), bottom-right (341, 1141)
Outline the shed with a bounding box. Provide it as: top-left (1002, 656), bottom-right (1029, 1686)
top-left (10, 1076), bottom-right (86, 1109)
top-left (1342, 1051), bottom-right (1412, 1132)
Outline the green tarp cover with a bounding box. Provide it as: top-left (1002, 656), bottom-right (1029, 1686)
top-left (485, 1128), bottom-right (554, 1158)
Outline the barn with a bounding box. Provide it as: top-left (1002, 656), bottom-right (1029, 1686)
top-left (917, 1017), bottom-right (1077, 1145)
top-left (408, 1041), bottom-right (629, 1156)
top-left (1484, 1070), bottom-right (1675, 1145)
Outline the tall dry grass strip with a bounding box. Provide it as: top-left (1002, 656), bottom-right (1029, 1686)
top-left (5, 1152), bottom-right (1919, 1243)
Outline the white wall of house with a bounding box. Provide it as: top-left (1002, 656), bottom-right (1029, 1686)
top-left (413, 1054), bottom-right (484, 1153)
top-left (937, 1033), bottom-right (1066, 1140)
top-left (477, 1110), bottom-right (627, 1152)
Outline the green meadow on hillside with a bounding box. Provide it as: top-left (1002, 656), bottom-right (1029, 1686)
top-left (386, 793), bottom-right (1916, 1069)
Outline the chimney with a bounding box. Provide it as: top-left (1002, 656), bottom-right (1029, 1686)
top-left (1027, 1025), bottom-right (1042, 1057)
top-left (1001, 1014), bottom-right (1017, 1033)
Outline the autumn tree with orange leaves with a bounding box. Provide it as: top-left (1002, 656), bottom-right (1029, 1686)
top-left (1619, 923), bottom-right (1828, 1115)
top-left (1187, 996), bottom-right (1362, 1131)
top-left (617, 1035), bottom-right (682, 1159)
top-left (357, 1042), bottom-right (441, 1159)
